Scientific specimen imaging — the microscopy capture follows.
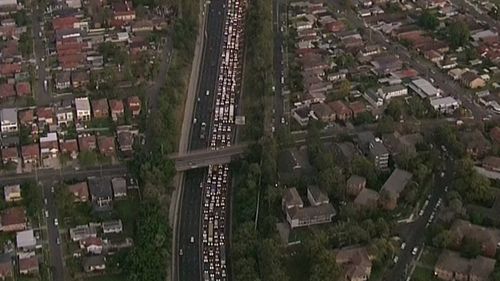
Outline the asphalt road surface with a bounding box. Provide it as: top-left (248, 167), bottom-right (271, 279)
top-left (273, 0), bottom-right (286, 130)
top-left (31, 5), bottom-right (50, 106)
top-left (177, 0), bottom-right (227, 280)
top-left (42, 181), bottom-right (65, 281)
top-left (387, 157), bottom-right (452, 281)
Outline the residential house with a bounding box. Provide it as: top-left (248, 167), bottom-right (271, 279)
top-left (379, 169), bottom-right (413, 210)
top-left (0, 254), bottom-right (13, 280)
top-left (127, 96), bottom-right (141, 117)
top-left (1, 147), bottom-right (18, 164)
top-left (283, 187), bottom-right (336, 228)
top-left (0, 207), bottom-right (27, 232)
top-left (450, 220), bottom-right (500, 258)
top-left (75, 97), bottom-right (91, 121)
top-left (434, 250), bottom-right (495, 281)
top-left (69, 225), bottom-right (97, 242)
top-left (88, 177), bottom-right (113, 211)
top-left (80, 237), bottom-right (103, 255)
top-left (291, 106), bottom-right (310, 127)
top-left (278, 147), bottom-right (313, 180)
top-left (70, 70), bottom-right (89, 89)
top-left (18, 257), bottom-right (39, 275)
top-left (56, 106), bottom-right (74, 127)
top-left (4, 184), bottom-right (21, 202)
top-left (335, 246), bottom-right (372, 281)
top-left (307, 185), bottom-right (329, 206)
top-left (102, 220), bottom-right (123, 234)
top-left (430, 96), bottom-right (459, 114)
top-left (60, 139), bottom-right (79, 159)
top-left (409, 78), bottom-right (440, 99)
top-left (21, 144), bottom-right (39, 165)
top-left (83, 256), bottom-right (106, 272)
top-left (18, 109), bottom-right (35, 127)
top-left (117, 131), bottom-right (134, 153)
top-left (68, 182), bottom-right (89, 202)
top-left (39, 133), bottom-right (59, 159)
top-left (78, 135), bottom-right (97, 152)
top-left (460, 71), bottom-right (486, 89)
top-left (97, 136), bottom-right (115, 157)
top-left (0, 84), bottom-right (15, 101)
top-left (377, 84), bottom-right (407, 100)
top-left (35, 107), bottom-right (55, 126)
top-left (460, 130), bottom-right (491, 159)
top-left (347, 175), bottom-right (367, 197)
top-left (329, 100), bottom-right (352, 121)
top-left (370, 54), bottom-right (403, 75)
top-left (55, 71), bottom-right (71, 90)
top-left (16, 229), bottom-right (36, 252)
top-left (112, 1), bottom-right (136, 22)
top-left (310, 103), bottom-right (335, 123)
top-left (482, 156), bottom-right (500, 172)
top-left (382, 132), bottom-right (423, 156)
top-left (354, 188), bottom-right (380, 209)
top-left (109, 99), bottom-right (124, 121)
top-left (91, 99), bottom-right (109, 119)
top-left (349, 101), bottom-right (367, 118)
top-left (111, 177), bottom-right (127, 198)
top-left (0, 108), bottom-right (18, 134)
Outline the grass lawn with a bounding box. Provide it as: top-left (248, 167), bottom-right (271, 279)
top-left (114, 198), bottom-right (139, 236)
top-left (285, 250), bottom-right (310, 281)
top-left (85, 274), bottom-right (126, 281)
top-left (419, 247), bottom-right (439, 266)
top-left (412, 266), bottom-right (438, 281)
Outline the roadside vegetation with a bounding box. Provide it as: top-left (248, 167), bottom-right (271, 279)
top-left (124, 0), bottom-right (200, 280)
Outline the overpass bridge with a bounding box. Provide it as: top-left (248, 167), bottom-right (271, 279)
top-left (171, 143), bottom-right (249, 171)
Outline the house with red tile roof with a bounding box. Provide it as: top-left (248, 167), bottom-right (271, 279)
top-left (80, 237), bottom-right (103, 254)
top-left (0, 83), bottom-right (15, 101)
top-left (68, 182), bottom-right (89, 202)
top-left (1, 147), bottom-right (18, 164)
top-left (36, 107), bottom-right (55, 125)
top-left (60, 139), bottom-right (79, 159)
top-left (0, 254), bottom-right (13, 280)
top-left (329, 100), bottom-right (353, 121)
top-left (127, 96), bottom-right (141, 117)
top-left (52, 16), bottom-right (77, 31)
top-left (92, 99), bottom-right (109, 119)
top-left (109, 99), bottom-right (124, 121)
top-left (0, 207), bottom-right (27, 232)
top-left (0, 63), bottom-right (21, 77)
top-left (97, 136), bottom-right (116, 157)
top-left (21, 144), bottom-right (39, 165)
top-left (15, 82), bottom-right (31, 97)
top-left (19, 256), bottom-right (39, 275)
top-left (78, 135), bottom-right (97, 152)
top-left (18, 109), bottom-right (35, 126)
top-left (349, 101), bottom-right (367, 118)
top-left (113, 1), bottom-right (136, 22)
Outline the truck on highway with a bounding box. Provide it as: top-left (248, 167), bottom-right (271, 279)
top-left (208, 221), bottom-right (214, 243)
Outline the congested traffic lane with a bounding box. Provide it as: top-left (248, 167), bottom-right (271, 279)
top-left (177, 0), bottom-right (228, 280)
top-left (201, 0), bottom-right (246, 279)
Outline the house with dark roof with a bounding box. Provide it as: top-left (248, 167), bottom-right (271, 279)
top-left (97, 136), bottom-right (116, 157)
top-left (0, 254), bottom-right (13, 280)
top-left (460, 130), bottom-right (491, 159)
top-left (88, 177), bottom-right (113, 211)
top-left (91, 99), bottom-right (109, 119)
top-left (307, 185), bottom-right (329, 206)
top-left (460, 71), bottom-right (486, 89)
top-left (1, 147), bottom-right (18, 164)
top-left (335, 246), bottom-right (372, 281)
top-left (379, 169), bottom-right (413, 210)
top-left (450, 220), bottom-right (500, 258)
top-left (434, 250), bottom-right (495, 281)
top-left (83, 255), bottom-right (106, 272)
top-left (111, 177), bottom-right (127, 198)
top-left (109, 99), bottom-right (124, 121)
top-left (347, 175), bottom-right (366, 197)
top-left (282, 187), bottom-right (336, 228)
top-left (310, 103), bottom-right (335, 123)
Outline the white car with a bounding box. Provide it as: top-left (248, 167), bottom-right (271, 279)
top-left (412, 247), bottom-right (418, 255)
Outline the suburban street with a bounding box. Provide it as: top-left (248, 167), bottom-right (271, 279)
top-left (273, 0), bottom-right (287, 130)
top-left (42, 181), bottom-right (65, 281)
top-left (388, 158), bottom-right (453, 281)
top-left (177, 0), bottom-right (227, 279)
top-left (31, 5), bottom-right (50, 106)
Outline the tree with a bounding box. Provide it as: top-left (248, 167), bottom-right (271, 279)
top-left (338, 80), bottom-right (351, 99)
top-left (432, 230), bottom-right (453, 248)
top-left (310, 251), bottom-right (341, 281)
top-left (386, 99), bottom-right (405, 120)
top-left (318, 166), bottom-right (346, 200)
top-left (461, 238), bottom-right (482, 258)
top-left (19, 32), bottom-right (33, 58)
top-left (447, 20), bottom-right (470, 48)
top-left (21, 182), bottom-right (42, 221)
top-left (418, 10), bottom-right (439, 30)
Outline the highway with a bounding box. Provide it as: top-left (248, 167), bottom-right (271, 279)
top-left (177, 0), bottom-right (227, 279)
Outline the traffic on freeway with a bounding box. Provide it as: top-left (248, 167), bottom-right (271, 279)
top-left (200, 0), bottom-right (246, 279)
